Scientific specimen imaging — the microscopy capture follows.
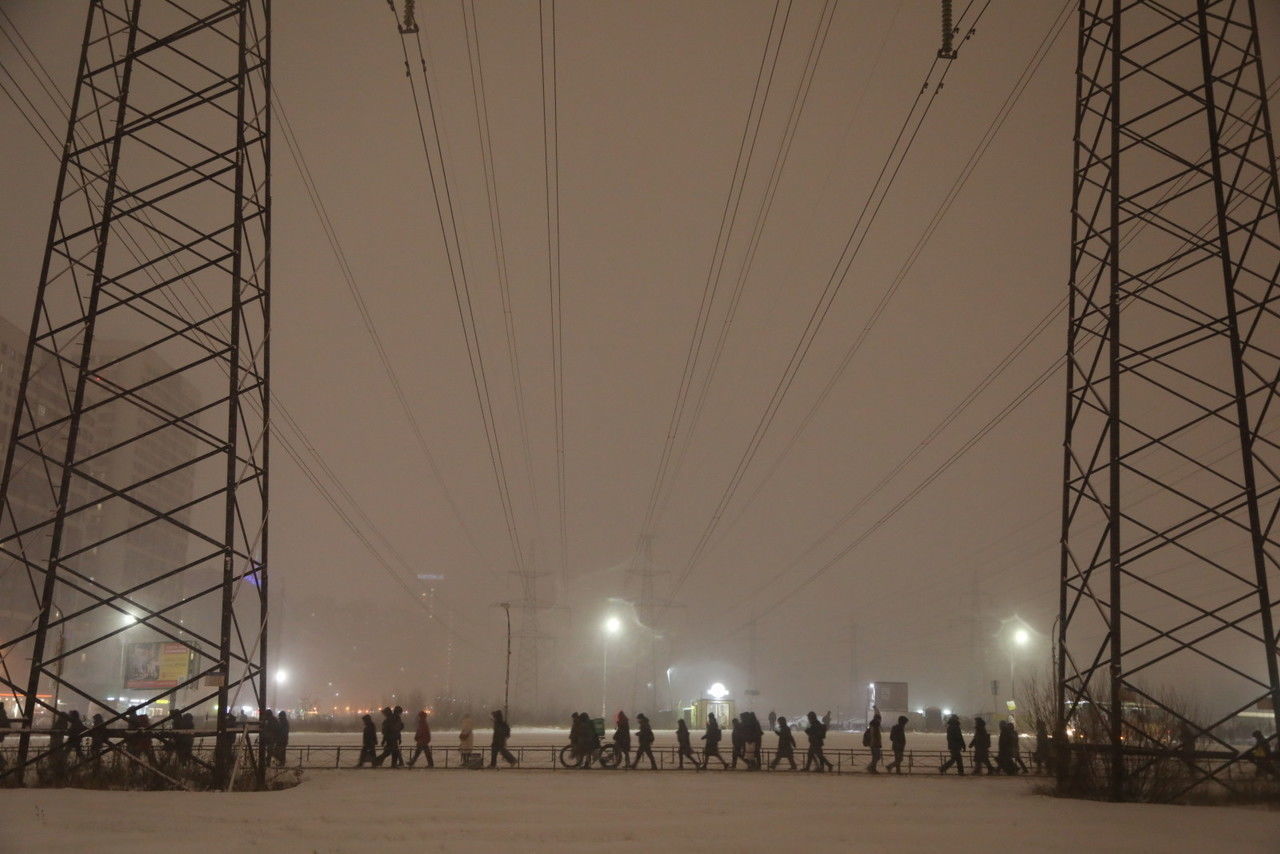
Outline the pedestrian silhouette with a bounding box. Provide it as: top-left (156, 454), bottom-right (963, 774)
top-left (865, 714), bottom-right (883, 773)
top-left (489, 709), bottom-right (517, 767)
top-left (613, 710), bottom-right (631, 768)
top-left (939, 714), bottom-right (965, 775)
top-left (676, 718), bottom-right (701, 769)
top-left (886, 715), bottom-right (908, 773)
top-left (357, 714), bottom-right (377, 767)
top-left (701, 714), bottom-right (728, 768)
top-left (970, 717), bottom-right (996, 774)
top-left (803, 711), bottom-right (833, 772)
top-left (770, 716), bottom-right (797, 770)
top-left (408, 709), bottom-right (434, 767)
top-left (631, 713), bottom-right (657, 769)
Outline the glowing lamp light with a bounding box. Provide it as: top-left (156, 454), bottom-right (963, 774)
top-left (603, 616), bottom-right (622, 635)
top-left (942, 708), bottom-right (953, 717)
top-left (274, 669), bottom-right (288, 685)
top-left (707, 682), bottom-right (729, 700)
top-left (122, 613), bottom-right (138, 627)
top-left (1013, 628), bottom-right (1030, 646)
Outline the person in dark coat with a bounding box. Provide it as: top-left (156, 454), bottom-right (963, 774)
top-left (996, 720), bottom-right (1019, 775)
top-left (613, 710), bottom-right (631, 768)
top-left (701, 714), bottom-right (728, 768)
top-left (940, 714), bottom-right (965, 774)
top-left (260, 708), bottom-right (279, 765)
top-left (489, 709), bottom-right (517, 767)
top-left (275, 710), bottom-right (290, 765)
top-left (767, 710), bottom-right (777, 734)
top-left (770, 716), bottom-right (797, 770)
top-left (1032, 718), bottom-right (1050, 774)
top-left (580, 711), bottom-right (601, 769)
top-left (408, 709), bottom-right (434, 767)
top-left (886, 715), bottom-right (908, 773)
top-left (970, 717), bottom-right (996, 774)
top-left (89, 713), bottom-right (109, 759)
top-left (803, 711), bottom-right (833, 772)
top-left (49, 711), bottom-right (67, 756)
top-left (176, 713), bottom-right (195, 765)
top-left (0, 701), bottom-right (9, 768)
top-left (744, 712), bottom-right (764, 770)
top-left (631, 713), bottom-right (657, 769)
top-left (374, 706), bottom-right (402, 767)
top-left (1250, 730), bottom-right (1276, 779)
top-left (66, 710), bottom-right (86, 760)
top-left (865, 714), bottom-right (883, 773)
top-left (676, 718), bottom-right (700, 769)
top-left (730, 717), bottom-right (746, 769)
top-left (357, 714), bottom-right (378, 767)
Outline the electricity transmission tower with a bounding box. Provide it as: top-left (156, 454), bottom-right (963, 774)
top-left (510, 555), bottom-right (554, 720)
top-left (0, 0), bottom-right (270, 786)
top-left (1059, 0), bottom-right (1280, 799)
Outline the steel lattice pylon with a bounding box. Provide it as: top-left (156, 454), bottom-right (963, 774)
top-left (1059, 0), bottom-right (1280, 799)
top-left (0, 0), bottom-right (270, 786)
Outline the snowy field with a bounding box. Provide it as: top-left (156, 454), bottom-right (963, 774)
top-left (2, 766), bottom-right (1277, 853)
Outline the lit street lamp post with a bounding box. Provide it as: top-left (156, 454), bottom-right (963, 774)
top-left (1009, 627), bottom-right (1030, 716)
top-left (602, 616), bottom-right (621, 719)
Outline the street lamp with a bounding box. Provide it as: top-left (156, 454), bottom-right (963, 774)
top-left (1009, 624), bottom-right (1031, 714)
top-left (273, 668), bottom-right (287, 707)
top-left (602, 616), bottom-right (622, 718)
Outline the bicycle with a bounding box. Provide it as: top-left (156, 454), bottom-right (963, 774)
top-left (558, 741), bottom-right (626, 769)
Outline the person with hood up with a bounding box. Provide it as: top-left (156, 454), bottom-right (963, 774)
top-left (676, 718), bottom-right (700, 769)
top-left (940, 714), bottom-right (966, 774)
top-left (260, 708), bottom-right (279, 765)
top-left (770, 716), bottom-right (797, 770)
top-left (408, 709), bottom-right (434, 767)
top-left (459, 714), bottom-right (475, 764)
top-left (969, 717), bottom-right (996, 774)
top-left (613, 710), bottom-right (632, 768)
top-left (275, 710), bottom-right (290, 766)
top-left (1032, 718), bottom-right (1051, 774)
top-left (803, 711), bottom-right (833, 772)
top-left (489, 709), bottom-right (517, 767)
top-left (701, 713), bottom-right (728, 768)
top-left (865, 713), bottom-right (883, 773)
top-left (1250, 730), bottom-right (1276, 778)
top-left (631, 713), bottom-right (657, 769)
top-left (730, 717), bottom-right (746, 769)
top-left (357, 714), bottom-right (378, 767)
top-left (886, 715), bottom-right (908, 773)
top-left (375, 706), bottom-right (403, 767)
top-left (996, 720), bottom-right (1019, 774)
top-left (66, 710), bottom-right (86, 760)
top-left (743, 712), bottom-right (764, 770)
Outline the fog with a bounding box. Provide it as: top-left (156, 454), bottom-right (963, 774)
top-left (3, 0), bottom-right (1279, 726)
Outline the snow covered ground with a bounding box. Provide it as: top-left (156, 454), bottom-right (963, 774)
top-left (2, 764), bottom-right (1276, 853)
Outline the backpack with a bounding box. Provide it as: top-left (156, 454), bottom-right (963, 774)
top-left (862, 728), bottom-right (872, 747)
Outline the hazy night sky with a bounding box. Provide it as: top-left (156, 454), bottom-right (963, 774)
top-left (3, 0), bottom-right (1279, 720)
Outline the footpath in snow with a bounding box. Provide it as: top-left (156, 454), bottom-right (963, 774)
top-left (1, 766), bottom-right (1276, 853)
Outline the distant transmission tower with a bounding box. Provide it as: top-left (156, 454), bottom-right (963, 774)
top-left (0, 0), bottom-right (270, 786)
top-left (1059, 0), bottom-right (1280, 799)
top-left (510, 547), bottom-right (552, 719)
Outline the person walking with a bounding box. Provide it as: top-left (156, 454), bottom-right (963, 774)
top-left (730, 717), bottom-right (746, 769)
top-left (489, 709), bottom-right (517, 768)
top-left (1032, 718), bottom-right (1050, 775)
top-left (1007, 720), bottom-right (1029, 773)
top-left (374, 706), bottom-right (402, 767)
top-left (459, 714), bottom-right (475, 765)
top-left (275, 710), bottom-right (290, 766)
top-left (66, 710), bottom-right (86, 760)
top-left (676, 718), bottom-right (700, 769)
top-left (408, 709), bottom-right (434, 768)
top-left (701, 714), bottom-right (728, 768)
top-left (940, 714), bottom-right (966, 775)
top-left (260, 708), bottom-right (278, 766)
top-left (1250, 730), bottom-right (1276, 779)
top-left (886, 715), bottom-right (908, 773)
top-left (996, 720), bottom-right (1020, 775)
top-left (356, 714), bottom-right (378, 767)
top-left (631, 713), bottom-right (657, 769)
top-left (744, 712), bottom-right (764, 770)
top-left (865, 714), bottom-right (883, 773)
top-left (803, 711), bottom-right (833, 772)
top-left (613, 710), bottom-right (631, 769)
top-left (970, 717), bottom-right (996, 774)
top-left (767, 710), bottom-right (777, 734)
top-left (770, 716), bottom-right (797, 770)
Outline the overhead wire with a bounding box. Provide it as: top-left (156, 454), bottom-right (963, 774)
top-left (0, 11), bottom-right (496, 655)
top-left (390, 3), bottom-right (527, 575)
top-left (628, 0), bottom-right (793, 568)
top-left (665, 0), bottom-right (994, 603)
top-left (538, 0), bottom-right (569, 590)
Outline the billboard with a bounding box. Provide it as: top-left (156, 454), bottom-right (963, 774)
top-left (124, 641), bottom-right (193, 689)
top-left (868, 681), bottom-right (909, 717)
